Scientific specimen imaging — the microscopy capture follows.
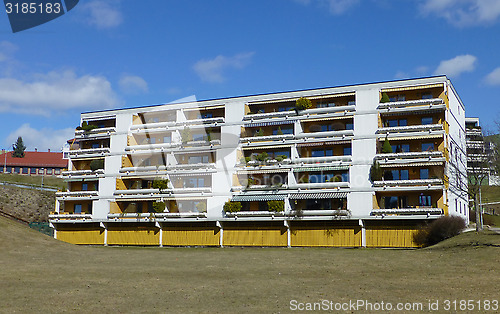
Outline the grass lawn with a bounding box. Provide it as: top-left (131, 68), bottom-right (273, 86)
top-left (0, 173), bottom-right (66, 190)
top-left (1, 217), bottom-right (499, 313)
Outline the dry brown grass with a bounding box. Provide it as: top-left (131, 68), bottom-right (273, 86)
top-left (1, 217), bottom-right (498, 313)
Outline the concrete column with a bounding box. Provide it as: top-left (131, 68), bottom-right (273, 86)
top-left (359, 219), bottom-right (366, 248)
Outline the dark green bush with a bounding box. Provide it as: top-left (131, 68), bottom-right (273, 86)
top-left (369, 160), bottom-right (382, 182)
top-left (223, 201), bottom-right (242, 213)
top-left (295, 97), bottom-right (312, 111)
top-left (380, 93), bottom-right (390, 103)
top-left (89, 159), bottom-right (104, 171)
top-left (382, 137), bottom-right (393, 153)
top-left (267, 200), bottom-right (284, 212)
top-left (152, 179), bottom-right (170, 192)
top-left (413, 216), bottom-right (467, 247)
top-left (152, 201), bottom-right (165, 213)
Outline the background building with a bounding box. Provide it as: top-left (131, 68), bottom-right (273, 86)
top-left (1, 150), bottom-right (67, 176)
top-left (50, 76), bottom-right (468, 247)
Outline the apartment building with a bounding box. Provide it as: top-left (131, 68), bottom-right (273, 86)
top-left (50, 76), bottom-right (468, 247)
top-left (465, 117), bottom-right (498, 186)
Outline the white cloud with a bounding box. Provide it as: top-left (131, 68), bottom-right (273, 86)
top-left (5, 124), bottom-right (75, 152)
top-left (394, 71), bottom-right (410, 79)
top-left (434, 55), bottom-right (477, 78)
top-left (293, 0), bottom-right (359, 15)
top-left (0, 70), bottom-right (119, 116)
top-left (119, 75), bottom-right (148, 94)
top-left (0, 41), bottom-right (17, 62)
top-left (420, 0), bottom-right (500, 27)
top-left (82, 0), bottom-right (123, 29)
top-left (485, 67), bottom-right (500, 85)
top-left (193, 52), bottom-right (255, 83)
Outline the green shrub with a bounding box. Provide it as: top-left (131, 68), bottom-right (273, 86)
top-left (256, 152), bottom-right (269, 162)
top-left (382, 137), bottom-right (393, 153)
top-left (295, 97), bottom-right (312, 111)
top-left (152, 178), bottom-right (170, 192)
top-left (369, 160), bottom-right (382, 182)
top-left (81, 121), bottom-right (98, 131)
top-left (276, 127), bottom-right (284, 135)
top-left (152, 201), bottom-right (165, 213)
top-left (255, 128), bottom-right (265, 137)
top-left (223, 201), bottom-right (242, 213)
top-left (413, 216), bottom-right (467, 247)
top-left (267, 200), bottom-right (284, 212)
top-left (89, 159), bottom-right (104, 171)
top-left (380, 93), bottom-right (390, 103)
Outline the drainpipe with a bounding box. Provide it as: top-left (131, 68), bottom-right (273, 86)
top-left (359, 219), bottom-right (366, 248)
top-left (155, 221), bottom-right (163, 247)
top-left (216, 221), bottom-right (223, 248)
top-left (100, 222), bottom-right (108, 246)
top-left (284, 220), bottom-right (291, 248)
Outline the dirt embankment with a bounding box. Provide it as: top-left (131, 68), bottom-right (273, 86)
top-left (0, 185), bottom-right (55, 222)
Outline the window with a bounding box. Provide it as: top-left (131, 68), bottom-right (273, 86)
top-left (420, 168), bottom-right (429, 179)
top-left (91, 143), bottom-right (100, 149)
top-left (185, 177), bottom-right (206, 188)
top-left (278, 106), bottom-right (294, 111)
top-left (312, 148), bottom-right (333, 157)
top-left (419, 194), bottom-right (432, 207)
top-left (14, 167), bottom-right (20, 174)
top-left (387, 119), bottom-right (407, 127)
top-left (383, 196), bottom-right (407, 209)
top-left (200, 113), bottom-right (213, 119)
top-left (345, 123), bottom-right (354, 130)
top-left (390, 169), bottom-right (409, 180)
top-left (82, 183), bottom-right (88, 191)
top-left (421, 117), bottom-right (433, 125)
top-left (149, 137), bottom-right (156, 144)
top-left (192, 133), bottom-right (206, 141)
top-left (391, 144), bottom-right (410, 153)
top-left (74, 204), bottom-right (82, 214)
top-left (341, 172), bottom-right (349, 182)
top-left (343, 147), bottom-right (352, 155)
top-left (22, 168), bottom-right (28, 174)
top-left (422, 93), bottom-right (433, 99)
top-left (273, 126), bottom-right (293, 135)
top-left (163, 136), bottom-right (171, 144)
top-left (347, 100), bottom-right (356, 106)
top-left (188, 155), bottom-right (209, 164)
top-left (421, 143), bottom-right (435, 151)
top-left (317, 102), bottom-right (335, 108)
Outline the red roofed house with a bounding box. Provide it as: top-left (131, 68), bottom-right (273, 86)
top-left (1, 150), bottom-right (68, 176)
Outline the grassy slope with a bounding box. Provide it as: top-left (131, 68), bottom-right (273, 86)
top-left (0, 173), bottom-right (66, 190)
top-left (0, 185), bottom-right (55, 222)
top-left (1, 217), bottom-right (499, 313)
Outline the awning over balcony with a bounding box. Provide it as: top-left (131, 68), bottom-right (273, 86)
top-left (379, 161), bottom-right (444, 167)
top-left (290, 192), bottom-right (347, 199)
top-left (168, 172), bottom-right (212, 177)
top-left (237, 169), bottom-right (289, 174)
top-left (293, 166), bottom-right (349, 172)
top-left (379, 134), bottom-right (444, 141)
top-left (303, 116), bottom-right (352, 123)
top-left (296, 140), bottom-right (350, 147)
top-left (245, 120), bottom-right (295, 128)
top-left (232, 194), bottom-right (286, 201)
top-left (242, 144), bottom-right (293, 150)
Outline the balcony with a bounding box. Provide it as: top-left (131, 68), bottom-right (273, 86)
top-left (69, 147), bottom-right (110, 158)
top-left (292, 182), bottom-right (349, 189)
top-left (377, 98), bottom-right (444, 111)
top-left (130, 117), bottom-right (224, 133)
top-left (377, 124), bottom-right (444, 135)
top-left (371, 207), bottom-right (443, 216)
top-left (61, 169), bottom-right (104, 179)
top-left (114, 187), bottom-right (211, 198)
top-left (373, 178), bottom-right (443, 190)
top-left (296, 129), bottom-right (354, 140)
top-left (49, 213), bottom-right (93, 220)
top-left (75, 127), bottom-right (116, 139)
top-left (243, 105), bottom-right (355, 121)
top-left (107, 212), bottom-right (207, 220)
top-left (56, 191), bottom-right (98, 200)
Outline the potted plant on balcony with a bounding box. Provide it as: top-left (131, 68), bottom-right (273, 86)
top-left (369, 160), bottom-right (382, 182)
top-left (382, 136), bottom-right (393, 154)
top-left (267, 200), bottom-right (284, 212)
top-left (380, 93), bottom-right (390, 103)
top-left (152, 178), bottom-right (170, 193)
top-left (223, 201), bottom-right (242, 213)
top-left (181, 127), bottom-right (192, 144)
top-left (89, 159), bottom-right (104, 171)
top-left (295, 97), bottom-right (312, 113)
top-left (152, 201), bottom-right (166, 213)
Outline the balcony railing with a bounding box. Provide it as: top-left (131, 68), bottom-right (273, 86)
top-left (108, 212), bottom-right (207, 219)
top-left (75, 127), bottom-right (116, 139)
top-left (296, 129), bottom-right (354, 139)
top-left (292, 182), bottom-right (349, 189)
top-left (294, 155), bottom-right (351, 164)
top-left (241, 134), bottom-right (294, 143)
top-left (56, 191), bottom-right (99, 197)
top-left (375, 151), bottom-right (444, 160)
top-left (373, 178), bottom-right (443, 187)
top-left (61, 169), bottom-right (104, 177)
top-left (114, 187), bottom-right (211, 197)
top-left (69, 147), bottom-right (110, 158)
top-left (377, 124), bottom-right (444, 135)
top-left (377, 98), bottom-right (444, 110)
top-left (371, 208), bottom-right (443, 216)
top-left (243, 105), bottom-right (356, 121)
top-left (49, 213), bottom-right (93, 220)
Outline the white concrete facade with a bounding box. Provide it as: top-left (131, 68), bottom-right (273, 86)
top-left (52, 76), bottom-right (469, 234)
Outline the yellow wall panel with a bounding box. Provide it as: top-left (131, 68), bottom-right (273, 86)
top-left (366, 227), bottom-right (419, 248)
top-left (223, 228), bottom-right (287, 247)
top-left (57, 229), bottom-right (104, 245)
top-left (108, 229), bottom-right (159, 246)
top-left (291, 227), bottom-right (361, 247)
top-left (163, 228), bottom-right (219, 246)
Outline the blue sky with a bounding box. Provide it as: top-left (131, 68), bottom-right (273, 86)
top-left (1, 0), bottom-right (500, 151)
